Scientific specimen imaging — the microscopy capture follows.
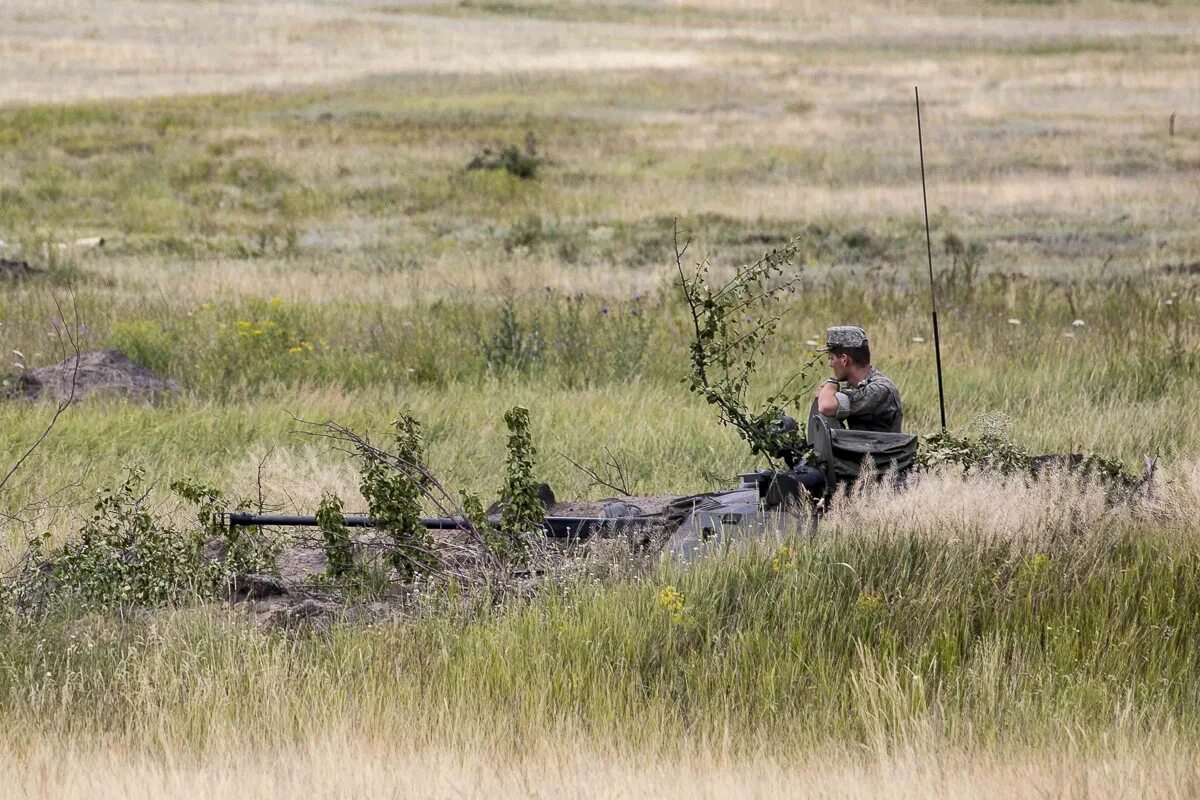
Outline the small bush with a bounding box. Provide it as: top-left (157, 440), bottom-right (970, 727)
top-left (356, 415), bottom-right (438, 579)
top-left (466, 132), bottom-right (545, 180)
top-left (499, 405), bottom-right (543, 548)
top-left (482, 296), bottom-right (543, 372)
top-left (12, 468), bottom-right (211, 613)
top-left (220, 156), bottom-right (292, 192)
top-left (503, 214), bottom-right (544, 252)
top-left (316, 492), bottom-right (354, 579)
top-left (171, 477), bottom-right (275, 576)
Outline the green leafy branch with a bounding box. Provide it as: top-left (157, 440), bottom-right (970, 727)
top-left (675, 222), bottom-right (811, 460)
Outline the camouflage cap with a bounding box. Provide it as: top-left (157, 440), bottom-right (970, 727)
top-left (819, 325), bottom-right (869, 351)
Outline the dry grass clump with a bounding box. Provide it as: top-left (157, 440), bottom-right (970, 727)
top-left (821, 462), bottom-right (1183, 547)
top-left (0, 466), bottom-right (1196, 797)
top-left (2, 736), bottom-right (1197, 800)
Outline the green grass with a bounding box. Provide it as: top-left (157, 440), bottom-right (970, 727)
top-left (2, 257), bottom-right (1197, 532)
top-left (2, 1), bottom-right (1200, 789)
top-left (2, 522), bottom-right (1197, 755)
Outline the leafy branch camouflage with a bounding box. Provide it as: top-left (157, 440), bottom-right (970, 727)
top-left (172, 476), bottom-right (275, 576)
top-left (918, 416), bottom-right (1142, 490)
top-left (315, 492), bottom-right (354, 578)
top-left (675, 224), bottom-right (810, 460)
top-left (356, 415), bottom-right (438, 579)
top-left (500, 405), bottom-right (543, 550)
top-left (7, 468), bottom-right (274, 614)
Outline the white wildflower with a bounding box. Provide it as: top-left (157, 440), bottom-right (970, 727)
top-left (911, 336), bottom-right (926, 343)
top-left (1072, 319), bottom-right (1085, 327)
top-left (1007, 318), bottom-right (1021, 326)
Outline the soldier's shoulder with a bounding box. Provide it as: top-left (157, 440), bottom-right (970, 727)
top-left (866, 369), bottom-right (901, 394)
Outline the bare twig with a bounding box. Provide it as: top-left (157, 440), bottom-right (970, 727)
top-left (0, 287), bottom-right (83, 497)
top-left (289, 415), bottom-right (504, 573)
top-left (674, 220), bottom-right (708, 386)
top-left (255, 447), bottom-right (274, 514)
top-left (0, 460), bottom-right (95, 526)
top-left (557, 446), bottom-right (634, 497)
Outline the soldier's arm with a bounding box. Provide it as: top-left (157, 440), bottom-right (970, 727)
top-left (835, 382), bottom-right (891, 421)
top-left (815, 380), bottom-right (840, 416)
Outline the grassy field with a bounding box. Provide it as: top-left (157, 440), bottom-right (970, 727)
top-left (2, 0), bottom-right (1200, 795)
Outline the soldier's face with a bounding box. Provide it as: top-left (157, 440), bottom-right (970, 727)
top-left (827, 352), bottom-right (849, 380)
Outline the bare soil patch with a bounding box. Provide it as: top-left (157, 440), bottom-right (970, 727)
top-left (15, 350), bottom-right (180, 403)
top-left (0, 259), bottom-right (41, 281)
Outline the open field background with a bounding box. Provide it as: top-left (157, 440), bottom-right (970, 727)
top-left (2, 0), bottom-right (1200, 796)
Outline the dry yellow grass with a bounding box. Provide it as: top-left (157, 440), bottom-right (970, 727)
top-left (0, 0), bottom-right (701, 104)
top-left (3, 738), bottom-right (1197, 800)
top-left (3, 0), bottom-right (1195, 302)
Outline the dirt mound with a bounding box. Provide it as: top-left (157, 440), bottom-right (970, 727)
top-left (0, 258), bottom-right (42, 280)
top-left (17, 349), bottom-right (180, 403)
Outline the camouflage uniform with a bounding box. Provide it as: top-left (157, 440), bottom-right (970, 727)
top-left (832, 367), bottom-right (903, 433)
top-left (819, 326), bottom-right (903, 433)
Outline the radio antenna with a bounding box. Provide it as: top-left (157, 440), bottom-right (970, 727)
top-left (915, 86), bottom-right (948, 431)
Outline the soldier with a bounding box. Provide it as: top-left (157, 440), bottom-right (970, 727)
top-left (813, 325), bottom-right (903, 433)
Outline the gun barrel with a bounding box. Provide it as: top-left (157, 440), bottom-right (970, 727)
top-left (224, 511), bottom-right (651, 540)
top-left (226, 512), bottom-right (462, 529)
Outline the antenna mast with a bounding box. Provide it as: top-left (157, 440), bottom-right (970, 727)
top-left (915, 86), bottom-right (948, 431)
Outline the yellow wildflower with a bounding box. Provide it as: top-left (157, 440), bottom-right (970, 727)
top-left (855, 592), bottom-right (885, 614)
top-left (771, 545), bottom-right (797, 573)
top-left (657, 585), bottom-right (685, 623)
top-left (236, 320), bottom-right (252, 330)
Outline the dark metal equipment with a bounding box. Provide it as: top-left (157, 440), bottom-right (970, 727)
top-left (223, 468), bottom-right (813, 551)
top-left (224, 511), bottom-right (651, 542)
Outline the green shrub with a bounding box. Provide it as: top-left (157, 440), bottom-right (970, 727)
top-left (220, 156), bottom-right (292, 192)
top-left (482, 296), bottom-right (544, 372)
top-left (499, 405), bottom-right (543, 551)
top-left (171, 477), bottom-right (275, 576)
top-left (502, 214), bottom-right (544, 252)
top-left (14, 468), bottom-right (213, 613)
top-left (357, 416), bottom-right (438, 579)
top-left (466, 132), bottom-right (545, 180)
top-left (316, 492), bottom-right (354, 579)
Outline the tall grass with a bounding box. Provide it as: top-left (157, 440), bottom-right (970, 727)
top-left (0, 469), bottom-right (1197, 798)
top-left (1, 267), bottom-right (1197, 544)
top-left (2, 468), bottom-right (1197, 757)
